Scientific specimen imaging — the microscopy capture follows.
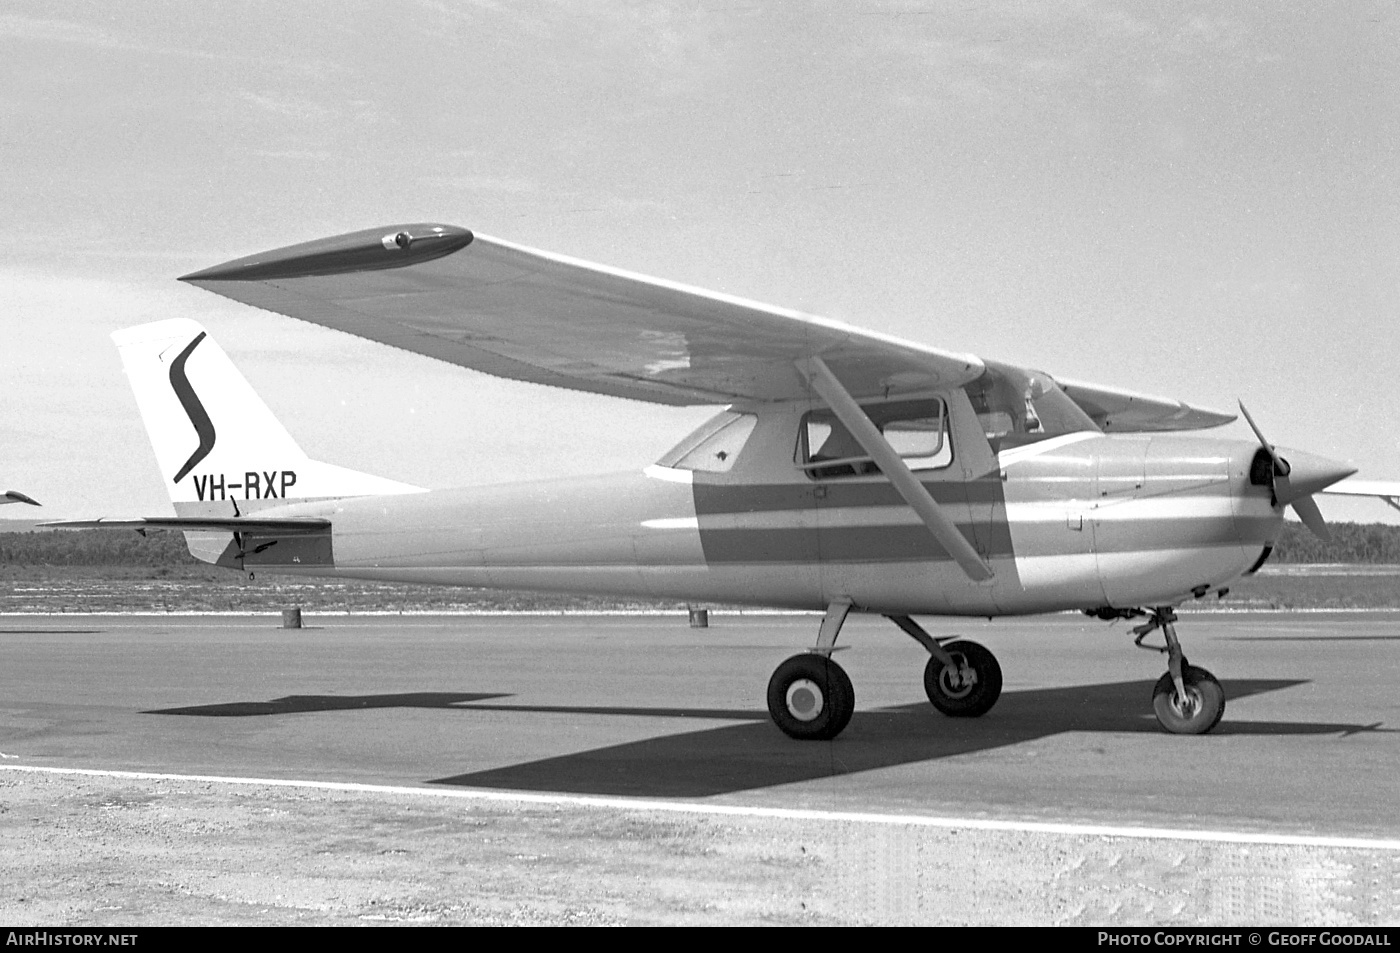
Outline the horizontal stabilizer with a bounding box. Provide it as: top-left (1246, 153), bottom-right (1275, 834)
top-left (2, 491), bottom-right (40, 506)
top-left (41, 517), bottom-right (331, 534)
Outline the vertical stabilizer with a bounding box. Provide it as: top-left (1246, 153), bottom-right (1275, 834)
top-left (113, 318), bottom-right (423, 516)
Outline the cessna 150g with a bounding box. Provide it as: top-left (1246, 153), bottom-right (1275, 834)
top-left (50, 224), bottom-right (1399, 739)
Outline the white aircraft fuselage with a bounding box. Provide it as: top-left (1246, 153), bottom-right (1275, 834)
top-left (209, 400), bottom-right (1297, 619)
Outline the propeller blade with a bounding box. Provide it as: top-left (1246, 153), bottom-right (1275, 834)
top-left (1238, 400), bottom-right (1356, 518)
top-left (1237, 401), bottom-right (1289, 476)
top-left (1290, 494), bottom-right (1331, 541)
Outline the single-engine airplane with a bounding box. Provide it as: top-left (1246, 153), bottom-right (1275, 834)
top-left (47, 224), bottom-right (1400, 739)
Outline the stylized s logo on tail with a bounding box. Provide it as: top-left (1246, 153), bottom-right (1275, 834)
top-left (170, 332), bottom-right (216, 483)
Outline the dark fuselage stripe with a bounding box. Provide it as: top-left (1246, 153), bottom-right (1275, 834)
top-left (694, 481), bottom-right (983, 512)
top-left (693, 480), bottom-right (1235, 515)
top-left (695, 516), bottom-right (1276, 564)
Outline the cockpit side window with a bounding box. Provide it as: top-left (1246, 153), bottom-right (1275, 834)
top-left (657, 411), bottom-right (758, 473)
top-left (797, 398), bottom-right (952, 480)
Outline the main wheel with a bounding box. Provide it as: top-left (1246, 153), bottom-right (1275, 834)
top-left (924, 640), bottom-right (1002, 717)
top-left (1152, 665), bottom-right (1225, 734)
top-left (766, 653), bottom-right (855, 740)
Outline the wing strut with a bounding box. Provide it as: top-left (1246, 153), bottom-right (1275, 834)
top-left (797, 357), bottom-right (994, 583)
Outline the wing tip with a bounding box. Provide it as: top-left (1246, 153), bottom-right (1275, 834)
top-left (1189, 408), bottom-right (1238, 429)
top-left (180, 223), bottom-right (473, 283)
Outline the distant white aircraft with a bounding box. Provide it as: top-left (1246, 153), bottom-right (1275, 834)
top-left (48, 224), bottom-right (1400, 739)
top-left (2, 491), bottom-right (39, 506)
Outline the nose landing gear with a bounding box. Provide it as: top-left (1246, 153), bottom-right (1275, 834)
top-left (1132, 607), bottom-right (1225, 734)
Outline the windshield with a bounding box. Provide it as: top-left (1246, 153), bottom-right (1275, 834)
top-left (964, 361), bottom-right (1098, 451)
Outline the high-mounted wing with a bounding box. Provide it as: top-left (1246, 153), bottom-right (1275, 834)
top-left (1055, 378), bottom-right (1235, 433)
top-left (1321, 479), bottom-right (1400, 513)
top-left (182, 224), bottom-right (984, 406)
top-left (182, 223), bottom-right (1232, 430)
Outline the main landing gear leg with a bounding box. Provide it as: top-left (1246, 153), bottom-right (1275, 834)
top-left (767, 601), bottom-right (856, 740)
top-left (1132, 606), bottom-right (1225, 735)
top-left (887, 615), bottom-right (1003, 718)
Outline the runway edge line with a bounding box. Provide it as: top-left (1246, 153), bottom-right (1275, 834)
top-left (5, 764), bottom-right (1400, 851)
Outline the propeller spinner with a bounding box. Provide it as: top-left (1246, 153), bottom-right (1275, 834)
top-left (1238, 401), bottom-right (1355, 540)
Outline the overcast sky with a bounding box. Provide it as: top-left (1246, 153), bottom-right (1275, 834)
top-left (2, 1), bottom-right (1397, 524)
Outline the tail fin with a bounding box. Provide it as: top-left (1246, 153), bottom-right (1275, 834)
top-left (114, 318), bottom-right (422, 515)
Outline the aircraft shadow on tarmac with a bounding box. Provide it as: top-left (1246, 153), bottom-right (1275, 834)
top-left (145, 692), bottom-right (511, 717)
top-left (143, 678), bottom-right (1390, 798)
top-left (429, 677), bottom-right (1399, 797)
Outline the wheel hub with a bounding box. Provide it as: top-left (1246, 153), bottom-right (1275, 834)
top-left (1169, 687), bottom-right (1201, 718)
top-left (939, 661), bottom-right (977, 698)
top-left (785, 678), bottom-right (824, 721)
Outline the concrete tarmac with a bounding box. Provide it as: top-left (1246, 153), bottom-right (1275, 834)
top-left (2, 611), bottom-right (1397, 839)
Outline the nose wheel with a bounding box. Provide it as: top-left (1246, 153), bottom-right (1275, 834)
top-left (1151, 665), bottom-right (1225, 734)
top-left (1133, 607), bottom-right (1225, 734)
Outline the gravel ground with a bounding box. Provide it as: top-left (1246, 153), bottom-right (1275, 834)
top-left (1, 771), bottom-right (1396, 926)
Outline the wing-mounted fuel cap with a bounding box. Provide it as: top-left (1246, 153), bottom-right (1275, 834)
top-left (382, 227), bottom-right (466, 251)
top-left (180, 223), bottom-right (474, 282)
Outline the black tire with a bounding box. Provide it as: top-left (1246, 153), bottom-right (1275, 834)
top-left (924, 640), bottom-right (1002, 717)
top-left (1151, 665), bottom-right (1225, 735)
top-left (766, 653), bottom-right (855, 741)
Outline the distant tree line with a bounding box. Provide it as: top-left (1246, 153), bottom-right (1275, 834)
top-left (0, 529), bottom-right (196, 566)
top-left (1268, 521), bottom-right (1400, 563)
top-left (4, 521), bottom-right (1400, 567)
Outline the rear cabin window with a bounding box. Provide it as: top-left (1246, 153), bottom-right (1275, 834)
top-left (657, 412), bottom-right (758, 473)
top-left (797, 399), bottom-right (952, 479)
